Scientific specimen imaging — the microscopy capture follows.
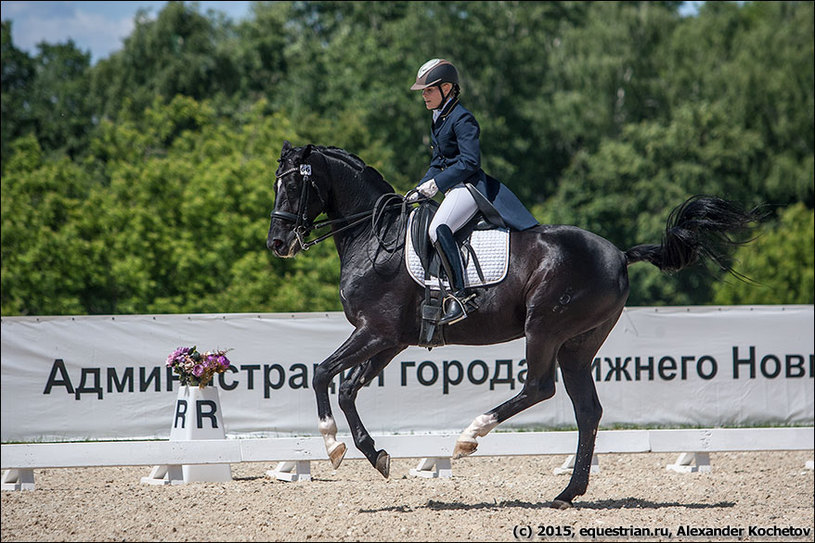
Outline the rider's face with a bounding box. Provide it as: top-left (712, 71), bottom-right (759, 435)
top-left (421, 83), bottom-right (451, 110)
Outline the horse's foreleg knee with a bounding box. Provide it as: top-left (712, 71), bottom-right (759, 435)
top-left (453, 413), bottom-right (499, 459)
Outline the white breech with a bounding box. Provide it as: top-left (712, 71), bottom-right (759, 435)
top-left (428, 185), bottom-right (480, 244)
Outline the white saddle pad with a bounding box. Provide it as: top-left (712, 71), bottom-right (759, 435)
top-left (405, 210), bottom-right (510, 290)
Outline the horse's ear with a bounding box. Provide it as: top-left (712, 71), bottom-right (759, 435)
top-left (302, 144), bottom-right (315, 159)
top-left (281, 140), bottom-right (292, 155)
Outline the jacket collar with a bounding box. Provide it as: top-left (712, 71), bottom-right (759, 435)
top-left (433, 97), bottom-right (460, 129)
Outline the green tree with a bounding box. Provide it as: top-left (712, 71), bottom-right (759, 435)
top-left (543, 99), bottom-right (769, 306)
top-left (1, 92), bottom-right (344, 315)
top-left (1, 20), bottom-right (35, 172)
top-left (1, 22), bottom-right (93, 167)
top-left (229, 1), bottom-right (292, 104)
top-left (661, 1), bottom-right (814, 207)
top-left (28, 41), bottom-right (94, 159)
top-left (713, 203), bottom-right (814, 305)
top-left (0, 135), bottom-right (97, 314)
top-left (2, 1), bottom-right (812, 316)
top-left (90, 1), bottom-right (241, 120)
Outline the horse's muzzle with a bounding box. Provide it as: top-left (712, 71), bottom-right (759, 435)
top-left (267, 236), bottom-right (297, 258)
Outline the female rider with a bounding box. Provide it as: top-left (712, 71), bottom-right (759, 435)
top-left (408, 58), bottom-right (538, 325)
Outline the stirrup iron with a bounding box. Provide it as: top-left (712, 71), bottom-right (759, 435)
top-left (439, 291), bottom-right (476, 326)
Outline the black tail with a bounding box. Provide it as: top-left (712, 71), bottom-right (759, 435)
top-left (624, 195), bottom-right (763, 277)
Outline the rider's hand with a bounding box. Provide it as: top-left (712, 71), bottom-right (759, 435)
top-left (405, 190), bottom-right (420, 203)
top-left (417, 179), bottom-right (438, 198)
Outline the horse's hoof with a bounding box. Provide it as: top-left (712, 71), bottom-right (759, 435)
top-left (452, 440), bottom-right (478, 459)
top-left (328, 442), bottom-right (347, 469)
top-left (375, 450), bottom-right (390, 478)
top-left (550, 499), bottom-right (573, 510)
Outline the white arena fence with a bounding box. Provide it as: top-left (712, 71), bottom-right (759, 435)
top-left (1, 305), bottom-right (813, 489)
top-left (2, 427), bottom-right (813, 489)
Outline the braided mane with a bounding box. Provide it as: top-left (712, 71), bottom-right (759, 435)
top-left (315, 145), bottom-right (395, 195)
top-left (319, 146), bottom-right (366, 171)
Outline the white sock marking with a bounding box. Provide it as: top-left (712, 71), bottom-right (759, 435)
top-left (318, 416), bottom-right (342, 453)
top-left (458, 413), bottom-right (499, 443)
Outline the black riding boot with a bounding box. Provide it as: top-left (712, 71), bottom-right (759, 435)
top-left (433, 224), bottom-right (475, 326)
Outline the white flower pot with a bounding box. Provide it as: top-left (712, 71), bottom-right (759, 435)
top-left (169, 384), bottom-right (232, 483)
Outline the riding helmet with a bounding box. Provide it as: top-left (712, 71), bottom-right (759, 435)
top-left (410, 58), bottom-right (459, 90)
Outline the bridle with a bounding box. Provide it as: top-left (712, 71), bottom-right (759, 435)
top-left (270, 160), bottom-right (417, 252)
top-left (270, 163), bottom-right (324, 250)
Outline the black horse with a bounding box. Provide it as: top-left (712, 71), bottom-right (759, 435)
top-left (266, 141), bottom-right (759, 508)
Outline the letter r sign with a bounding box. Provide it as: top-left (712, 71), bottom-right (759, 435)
top-left (174, 399), bottom-right (219, 429)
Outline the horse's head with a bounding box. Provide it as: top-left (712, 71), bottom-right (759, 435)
top-left (267, 141), bottom-right (329, 257)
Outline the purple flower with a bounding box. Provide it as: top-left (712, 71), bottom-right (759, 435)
top-left (166, 346), bottom-right (192, 367)
top-left (165, 346), bottom-right (231, 387)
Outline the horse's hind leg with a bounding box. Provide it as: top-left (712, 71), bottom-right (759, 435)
top-left (550, 317), bottom-right (619, 509)
top-left (453, 336), bottom-right (558, 459)
top-left (550, 363), bottom-right (601, 509)
top-left (338, 346), bottom-right (405, 478)
top-left (312, 329), bottom-right (396, 469)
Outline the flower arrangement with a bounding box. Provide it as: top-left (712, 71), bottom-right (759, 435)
top-left (166, 346), bottom-right (232, 388)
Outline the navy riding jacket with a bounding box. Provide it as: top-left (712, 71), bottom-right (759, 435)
top-left (418, 100), bottom-right (538, 231)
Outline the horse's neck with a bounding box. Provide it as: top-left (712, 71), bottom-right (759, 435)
top-left (324, 162), bottom-right (393, 259)
top-left (328, 189), bottom-right (385, 222)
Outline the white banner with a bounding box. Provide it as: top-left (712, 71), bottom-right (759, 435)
top-left (1, 306), bottom-right (813, 442)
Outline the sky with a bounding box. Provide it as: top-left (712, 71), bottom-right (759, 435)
top-left (1, 1), bottom-right (705, 66)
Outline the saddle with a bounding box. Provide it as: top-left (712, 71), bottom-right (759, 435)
top-left (405, 193), bottom-right (511, 348)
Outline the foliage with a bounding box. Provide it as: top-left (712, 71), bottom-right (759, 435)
top-left (1, 1), bottom-right (812, 315)
top-left (1, 21), bottom-right (94, 170)
top-left (713, 203), bottom-right (814, 305)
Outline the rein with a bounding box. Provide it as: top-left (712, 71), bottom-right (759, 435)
top-left (270, 163), bottom-right (421, 252)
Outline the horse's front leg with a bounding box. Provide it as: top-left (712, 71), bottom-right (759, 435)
top-left (338, 346), bottom-right (405, 478)
top-left (312, 329), bottom-right (396, 469)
